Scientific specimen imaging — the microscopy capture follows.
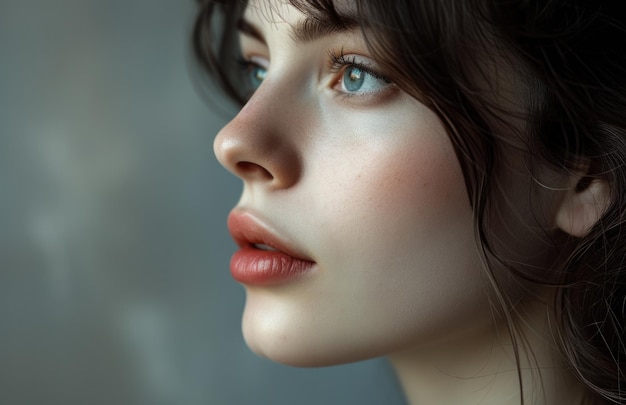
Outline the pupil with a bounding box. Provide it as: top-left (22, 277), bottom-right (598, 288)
top-left (344, 67), bottom-right (364, 92)
top-left (349, 68), bottom-right (362, 82)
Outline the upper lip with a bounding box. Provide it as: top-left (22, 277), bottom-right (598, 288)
top-left (227, 209), bottom-right (314, 262)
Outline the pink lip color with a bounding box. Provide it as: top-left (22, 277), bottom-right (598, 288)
top-left (227, 211), bottom-right (316, 285)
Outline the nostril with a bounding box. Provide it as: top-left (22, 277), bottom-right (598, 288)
top-left (236, 161), bottom-right (274, 181)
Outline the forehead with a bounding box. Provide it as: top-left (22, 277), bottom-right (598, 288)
top-left (244, 0), bottom-right (303, 26)
top-left (244, 0), bottom-right (356, 24)
top-left (242, 0), bottom-right (362, 46)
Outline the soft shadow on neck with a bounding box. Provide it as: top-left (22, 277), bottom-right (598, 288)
top-left (388, 298), bottom-right (587, 405)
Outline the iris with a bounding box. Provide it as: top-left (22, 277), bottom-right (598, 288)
top-left (341, 66), bottom-right (386, 94)
top-left (249, 65), bottom-right (267, 89)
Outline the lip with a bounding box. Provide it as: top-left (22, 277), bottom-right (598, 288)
top-left (227, 210), bottom-right (316, 285)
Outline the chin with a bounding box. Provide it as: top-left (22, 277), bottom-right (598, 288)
top-left (240, 298), bottom-right (384, 368)
top-left (243, 333), bottom-right (382, 368)
top-left (241, 315), bottom-right (355, 367)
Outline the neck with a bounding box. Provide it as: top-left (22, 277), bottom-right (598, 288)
top-left (388, 300), bottom-right (586, 405)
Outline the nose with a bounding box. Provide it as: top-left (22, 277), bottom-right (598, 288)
top-left (213, 88), bottom-right (302, 189)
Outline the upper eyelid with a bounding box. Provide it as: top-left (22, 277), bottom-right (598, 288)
top-left (328, 51), bottom-right (391, 82)
top-left (238, 34), bottom-right (270, 69)
top-left (238, 53), bottom-right (384, 78)
top-left (247, 55), bottom-right (270, 68)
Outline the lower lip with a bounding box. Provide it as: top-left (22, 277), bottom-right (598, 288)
top-left (230, 247), bottom-right (316, 285)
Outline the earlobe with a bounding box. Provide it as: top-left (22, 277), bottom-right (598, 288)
top-left (555, 176), bottom-right (611, 237)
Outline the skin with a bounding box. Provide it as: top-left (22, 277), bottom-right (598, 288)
top-left (213, 1), bottom-right (589, 403)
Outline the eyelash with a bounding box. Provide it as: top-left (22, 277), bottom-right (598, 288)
top-left (327, 48), bottom-right (391, 87)
top-left (235, 57), bottom-right (262, 76)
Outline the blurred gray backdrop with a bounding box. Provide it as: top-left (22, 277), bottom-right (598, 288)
top-left (0, 0), bottom-right (406, 404)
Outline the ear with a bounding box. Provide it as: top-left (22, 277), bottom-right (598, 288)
top-left (555, 175), bottom-right (611, 237)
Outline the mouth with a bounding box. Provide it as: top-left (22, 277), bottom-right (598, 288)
top-left (227, 210), bottom-right (313, 263)
top-left (226, 210), bottom-right (316, 285)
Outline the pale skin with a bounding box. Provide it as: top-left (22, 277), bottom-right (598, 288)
top-left (214, 1), bottom-right (609, 404)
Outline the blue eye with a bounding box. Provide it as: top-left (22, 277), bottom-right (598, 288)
top-left (329, 51), bottom-right (391, 95)
top-left (341, 66), bottom-right (388, 93)
top-left (238, 57), bottom-right (268, 91)
top-left (248, 65), bottom-right (267, 89)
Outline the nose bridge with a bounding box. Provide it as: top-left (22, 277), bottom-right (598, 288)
top-left (213, 78), bottom-right (303, 189)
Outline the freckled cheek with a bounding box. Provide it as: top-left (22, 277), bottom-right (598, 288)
top-left (371, 145), bottom-right (462, 213)
top-left (337, 139), bottom-right (462, 223)
top-left (309, 128), bottom-right (469, 267)
top-left (303, 128), bottom-right (484, 340)
top-left (314, 101), bottom-right (467, 222)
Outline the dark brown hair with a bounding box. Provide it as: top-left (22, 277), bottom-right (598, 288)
top-left (193, 1), bottom-right (626, 403)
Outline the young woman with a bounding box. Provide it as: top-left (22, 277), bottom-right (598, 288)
top-left (193, 1), bottom-right (626, 404)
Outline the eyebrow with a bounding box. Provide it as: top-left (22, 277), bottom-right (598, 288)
top-left (237, 15), bottom-right (358, 44)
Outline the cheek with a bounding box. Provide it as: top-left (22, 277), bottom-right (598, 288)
top-left (306, 111), bottom-right (490, 343)
top-left (314, 109), bottom-right (469, 260)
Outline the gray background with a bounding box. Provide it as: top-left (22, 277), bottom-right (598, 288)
top-left (0, 0), bottom-right (405, 404)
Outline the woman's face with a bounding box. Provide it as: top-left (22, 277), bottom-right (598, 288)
top-left (214, 0), bottom-right (498, 367)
